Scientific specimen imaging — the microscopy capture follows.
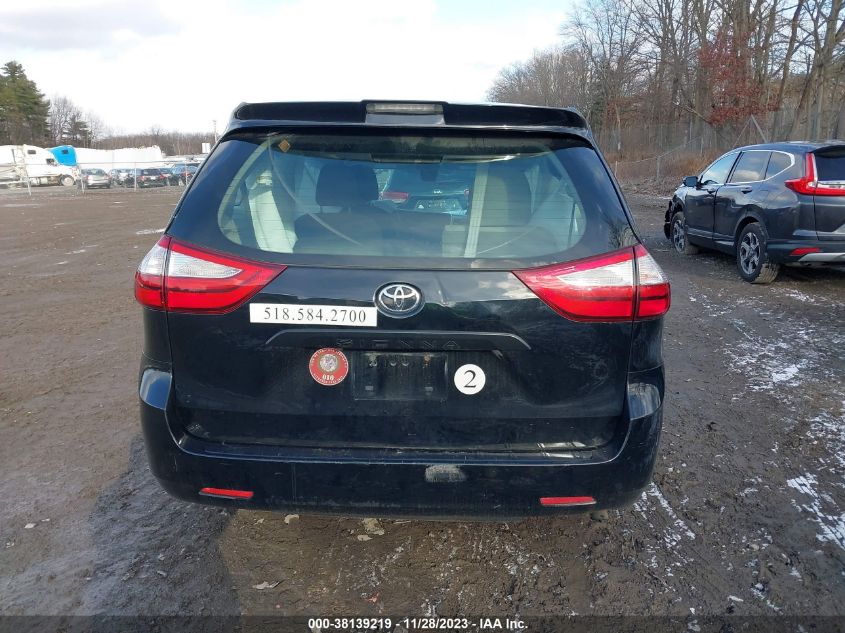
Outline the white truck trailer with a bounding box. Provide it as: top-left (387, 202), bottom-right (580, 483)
top-left (0, 145), bottom-right (77, 187)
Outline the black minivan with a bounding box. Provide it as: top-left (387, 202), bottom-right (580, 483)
top-left (135, 101), bottom-right (669, 518)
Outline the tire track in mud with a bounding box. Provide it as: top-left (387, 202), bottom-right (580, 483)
top-left (689, 282), bottom-right (845, 558)
top-left (632, 192), bottom-right (845, 615)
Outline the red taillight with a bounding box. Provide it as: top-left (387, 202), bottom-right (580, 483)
top-left (199, 487), bottom-right (253, 499)
top-left (815, 181), bottom-right (845, 196)
top-left (134, 237), bottom-right (285, 313)
top-left (633, 244), bottom-right (672, 318)
top-left (381, 190), bottom-right (409, 202)
top-left (786, 154), bottom-right (817, 195)
top-left (540, 496), bottom-right (596, 507)
top-left (513, 246), bottom-right (670, 322)
top-left (790, 247), bottom-right (822, 257)
top-left (134, 236), bottom-right (170, 308)
top-left (786, 153), bottom-right (845, 196)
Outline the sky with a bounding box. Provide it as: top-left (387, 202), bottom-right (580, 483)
top-left (0, 0), bottom-right (572, 136)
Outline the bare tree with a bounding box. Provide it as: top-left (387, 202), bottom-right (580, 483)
top-left (564, 0), bottom-right (648, 151)
top-left (48, 94), bottom-right (82, 145)
top-left (787, 0), bottom-right (845, 138)
top-left (487, 46), bottom-right (593, 113)
top-left (85, 111), bottom-right (111, 144)
top-left (488, 0), bottom-right (845, 157)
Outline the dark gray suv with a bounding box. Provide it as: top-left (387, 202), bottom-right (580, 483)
top-left (665, 142), bottom-right (845, 283)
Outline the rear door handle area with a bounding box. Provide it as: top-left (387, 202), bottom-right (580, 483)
top-left (740, 186), bottom-right (753, 194)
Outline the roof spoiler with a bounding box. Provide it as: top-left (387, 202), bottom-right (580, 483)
top-left (228, 101), bottom-right (589, 131)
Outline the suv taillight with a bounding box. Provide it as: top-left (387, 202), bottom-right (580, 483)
top-left (134, 237), bottom-right (285, 313)
top-left (786, 153), bottom-right (845, 196)
top-left (514, 245), bottom-right (670, 322)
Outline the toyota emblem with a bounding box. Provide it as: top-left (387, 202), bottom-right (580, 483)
top-left (375, 283), bottom-right (424, 318)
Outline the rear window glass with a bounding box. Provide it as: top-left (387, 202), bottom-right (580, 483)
top-left (171, 130), bottom-right (634, 268)
top-left (729, 151), bottom-right (769, 183)
top-left (815, 150), bottom-right (845, 181)
top-left (765, 152), bottom-right (792, 178)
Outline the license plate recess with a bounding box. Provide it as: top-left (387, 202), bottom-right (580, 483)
top-left (351, 352), bottom-right (446, 401)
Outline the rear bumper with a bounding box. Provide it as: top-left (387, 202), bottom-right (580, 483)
top-left (768, 239), bottom-right (845, 264)
top-left (139, 368), bottom-right (663, 519)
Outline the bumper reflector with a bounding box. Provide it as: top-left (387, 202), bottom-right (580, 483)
top-left (199, 487), bottom-right (254, 500)
top-left (790, 247), bottom-right (822, 256)
top-left (539, 496), bottom-right (596, 507)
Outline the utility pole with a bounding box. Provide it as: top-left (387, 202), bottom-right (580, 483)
top-left (212, 119), bottom-right (218, 143)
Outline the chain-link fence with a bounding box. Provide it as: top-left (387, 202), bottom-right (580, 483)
top-left (603, 103), bottom-right (845, 188)
top-left (1, 159), bottom-right (201, 195)
top-left (610, 135), bottom-right (713, 183)
top-left (75, 159), bottom-right (200, 193)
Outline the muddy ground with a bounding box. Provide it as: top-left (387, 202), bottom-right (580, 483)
top-left (0, 185), bottom-right (843, 621)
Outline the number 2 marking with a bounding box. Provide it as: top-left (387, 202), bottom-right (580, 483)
top-left (454, 364), bottom-right (485, 395)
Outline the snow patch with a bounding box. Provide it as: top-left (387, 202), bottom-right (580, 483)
top-left (778, 288), bottom-right (843, 308)
top-left (771, 365), bottom-right (801, 383)
top-left (751, 586), bottom-right (781, 612)
top-left (809, 402), bottom-right (845, 470)
top-left (637, 483), bottom-right (696, 550)
top-left (787, 473), bottom-right (845, 551)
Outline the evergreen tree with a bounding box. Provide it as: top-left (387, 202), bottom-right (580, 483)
top-left (0, 61), bottom-right (51, 145)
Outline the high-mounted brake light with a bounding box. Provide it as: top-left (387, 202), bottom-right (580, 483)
top-left (514, 246), bottom-right (670, 322)
top-left (134, 237), bottom-right (285, 313)
top-left (786, 153), bottom-right (845, 196)
top-left (366, 102), bottom-right (443, 116)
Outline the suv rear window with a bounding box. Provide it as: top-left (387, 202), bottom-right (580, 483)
top-left (815, 149), bottom-right (845, 181)
top-left (171, 130), bottom-right (634, 268)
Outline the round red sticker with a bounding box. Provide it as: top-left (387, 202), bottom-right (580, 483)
top-left (308, 348), bottom-right (349, 386)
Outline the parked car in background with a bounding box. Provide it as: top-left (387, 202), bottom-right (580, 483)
top-left (109, 168), bottom-right (132, 185)
top-left (125, 168), bottom-right (168, 188)
top-left (80, 168), bottom-right (111, 189)
top-left (380, 163), bottom-right (473, 215)
top-left (168, 164), bottom-right (199, 185)
top-left (665, 142), bottom-right (845, 283)
top-left (135, 100), bottom-right (670, 519)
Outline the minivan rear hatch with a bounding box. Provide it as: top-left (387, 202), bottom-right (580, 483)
top-left (158, 127), bottom-right (659, 453)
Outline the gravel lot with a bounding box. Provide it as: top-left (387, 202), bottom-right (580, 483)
top-left (0, 186), bottom-right (843, 622)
